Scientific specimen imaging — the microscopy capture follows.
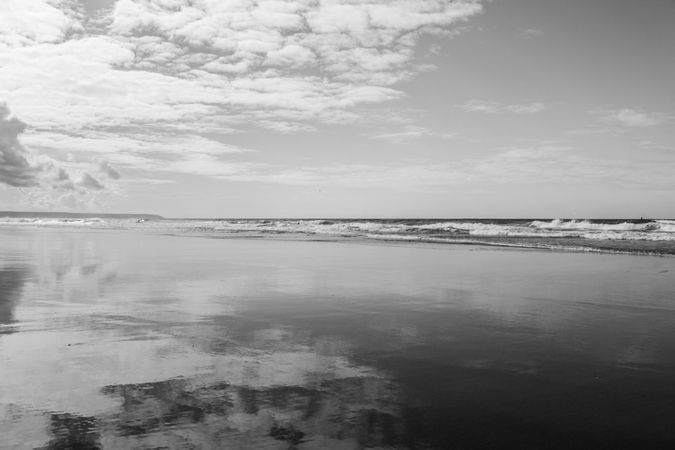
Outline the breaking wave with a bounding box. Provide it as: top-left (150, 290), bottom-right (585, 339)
top-left (1, 216), bottom-right (674, 255)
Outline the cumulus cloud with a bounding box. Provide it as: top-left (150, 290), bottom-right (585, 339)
top-left (1, 1), bottom-right (484, 132)
top-left (457, 100), bottom-right (547, 114)
top-left (602, 108), bottom-right (666, 127)
top-left (0, 0), bottom-right (83, 47)
top-left (0, 0), bottom-right (486, 203)
top-left (0, 102), bottom-right (118, 207)
top-left (0, 102), bottom-right (41, 187)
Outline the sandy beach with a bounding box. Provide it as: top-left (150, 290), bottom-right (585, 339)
top-left (1, 229), bottom-right (674, 449)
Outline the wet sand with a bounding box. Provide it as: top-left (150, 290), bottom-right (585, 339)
top-left (1, 229), bottom-right (674, 449)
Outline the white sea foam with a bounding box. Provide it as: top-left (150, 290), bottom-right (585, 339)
top-left (581, 231), bottom-right (675, 241)
top-left (656, 220), bottom-right (675, 233)
top-left (530, 219), bottom-right (658, 232)
top-left (0, 217), bottom-right (109, 227)
top-left (528, 219), bottom-right (675, 241)
top-left (2, 217), bottom-right (675, 246)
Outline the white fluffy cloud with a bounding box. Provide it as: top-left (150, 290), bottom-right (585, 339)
top-left (2, 1), bottom-right (483, 131)
top-left (0, 0), bottom-right (484, 205)
top-left (0, 0), bottom-right (83, 47)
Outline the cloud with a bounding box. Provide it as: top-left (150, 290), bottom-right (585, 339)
top-left (601, 108), bottom-right (666, 127)
top-left (0, 101), bottom-right (119, 207)
top-left (0, 102), bottom-right (40, 187)
top-left (23, 131), bottom-right (249, 158)
top-left (79, 172), bottom-right (104, 190)
top-left (505, 102), bottom-right (547, 114)
top-left (223, 144), bottom-right (675, 191)
top-left (265, 44), bottom-right (316, 68)
top-left (0, 0), bottom-right (83, 47)
top-left (638, 140), bottom-right (673, 152)
top-left (519, 28), bottom-right (543, 38)
top-left (457, 100), bottom-right (547, 114)
top-left (370, 126), bottom-right (458, 143)
top-left (1, 1), bottom-right (484, 131)
top-left (0, 1), bottom-right (487, 207)
top-left (99, 161), bottom-right (121, 180)
top-left (21, 130), bottom-right (253, 181)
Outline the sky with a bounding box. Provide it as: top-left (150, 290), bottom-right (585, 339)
top-left (0, 0), bottom-right (674, 218)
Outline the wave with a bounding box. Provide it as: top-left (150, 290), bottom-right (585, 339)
top-left (0, 217), bottom-right (110, 227)
top-left (2, 216), bottom-right (674, 254)
top-left (530, 219), bottom-right (662, 232)
top-left (656, 220), bottom-right (675, 233)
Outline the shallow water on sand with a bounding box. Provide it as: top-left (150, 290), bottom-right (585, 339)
top-left (1, 229), bottom-right (674, 449)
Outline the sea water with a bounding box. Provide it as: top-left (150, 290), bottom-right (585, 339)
top-left (2, 217), bottom-right (675, 255)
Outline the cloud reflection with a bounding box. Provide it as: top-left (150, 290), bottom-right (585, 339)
top-left (97, 373), bottom-right (404, 449)
top-left (0, 266), bottom-right (29, 327)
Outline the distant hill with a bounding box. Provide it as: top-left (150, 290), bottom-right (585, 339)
top-left (0, 211), bottom-right (164, 220)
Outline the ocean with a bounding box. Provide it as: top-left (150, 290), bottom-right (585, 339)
top-left (1, 216), bottom-right (675, 255)
top-left (1, 219), bottom-right (674, 448)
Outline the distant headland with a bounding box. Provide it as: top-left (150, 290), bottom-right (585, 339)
top-left (0, 211), bottom-right (164, 220)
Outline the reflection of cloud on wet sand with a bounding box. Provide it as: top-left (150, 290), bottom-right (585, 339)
top-left (97, 373), bottom-right (403, 449)
top-left (0, 312), bottom-right (403, 447)
top-left (1, 300), bottom-right (403, 449)
top-left (0, 266), bottom-right (29, 328)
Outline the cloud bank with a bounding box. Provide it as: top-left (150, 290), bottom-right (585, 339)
top-left (0, 0), bottom-right (485, 190)
top-left (2, 0), bottom-right (485, 131)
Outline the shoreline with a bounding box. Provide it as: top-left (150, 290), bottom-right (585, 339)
top-left (3, 225), bottom-right (671, 258)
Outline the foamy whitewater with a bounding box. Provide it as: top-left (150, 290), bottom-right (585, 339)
top-left (2, 216), bottom-right (675, 255)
